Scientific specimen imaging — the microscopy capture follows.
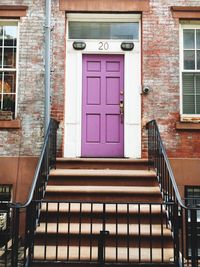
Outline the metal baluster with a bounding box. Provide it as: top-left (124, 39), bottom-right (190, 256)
top-left (150, 204), bottom-right (152, 263)
top-left (138, 204), bottom-right (141, 263)
top-left (56, 202), bottom-right (60, 261)
top-left (67, 202), bottom-right (71, 261)
top-left (127, 203), bottom-right (130, 263)
top-left (78, 203), bottom-right (82, 261)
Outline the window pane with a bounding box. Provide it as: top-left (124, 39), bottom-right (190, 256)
top-left (3, 47), bottom-right (16, 68)
top-left (0, 47), bottom-right (2, 68)
top-left (4, 72), bottom-right (16, 93)
top-left (197, 75), bottom-right (200, 95)
top-left (197, 95), bottom-right (200, 114)
top-left (0, 26), bottom-right (3, 46)
top-left (69, 22), bottom-right (139, 40)
top-left (183, 29), bottom-right (195, 49)
top-left (197, 30), bottom-right (200, 49)
top-left (197, 50), bottom-right (200, 70)
top-left (0, 73), bottom-right (2, 93)
top-left (183, 74), bottom-right (195, 94)
top-left (4, 26), bottom-right (17, 47)
top-left (2, 94), bottom-right (15, 113)
top-left (0, 94), bottom-right (2, 109)
top-left (183, 95), bottom-right (195, 114)
top-left (184, 50), bottom-right (195, 69)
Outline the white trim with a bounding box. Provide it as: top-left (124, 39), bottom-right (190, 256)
top-left (66, 13), bottom-right (141, 21)
top-left (15, 20), bottom-right (19, 117)
top-left (0, 19), bottom-right (19, 118)
top-left (180, 24), bottom-right (200, 116)
top-left (64, 14), bottom-right (141, 158)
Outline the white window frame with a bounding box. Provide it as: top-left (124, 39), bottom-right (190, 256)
top-left (0, 20), bottom-right (19, 118)
top-left (180, 23), bottom-right (200, 119)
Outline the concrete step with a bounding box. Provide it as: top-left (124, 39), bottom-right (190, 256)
top-left (44, 185), bottom-right (162, 202)
top-left (36, 222), bottom-right (171, 237)
top-left (40, 202), bottom-right (165, 214)
top-left (34, 235), bottom-right (173, 248)
top-left (39, 202), bottom-right (167, 224)
top-left (56, 158), bottom-right (150, 170)
top-left (32, 263), bottom-right (176, 267)
top-left (48, 169), bottom-right (157, 186)
top-left (33, 245), bottom-right (174, 263)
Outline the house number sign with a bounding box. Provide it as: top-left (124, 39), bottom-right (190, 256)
top-left (98, 42), bottom-right (109, 50)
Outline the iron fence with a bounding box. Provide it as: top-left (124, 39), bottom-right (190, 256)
top-left (147, 120), bottom-right (200, 267)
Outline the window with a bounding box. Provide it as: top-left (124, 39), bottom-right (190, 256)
top-left (185, 186), bottom-right (200, 258)
top-left (0, 185), bottom-right (12, 247)
top-left (181, 26), bottom-right (200, 115)
top-left (0, 21), bottom-right (18, 118)
top-left (68, 21), bottom-right (139, 40)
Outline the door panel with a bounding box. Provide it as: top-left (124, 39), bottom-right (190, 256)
top-left (82, 54), bottom-right (124, 157)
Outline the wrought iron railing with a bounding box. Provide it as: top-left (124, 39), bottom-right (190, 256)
top-left (147, 120), bottom-right (200, 267)
top-left (0, 119), bottom-right (59, 267)
top-left (31, 200), bottom-right (177, 266)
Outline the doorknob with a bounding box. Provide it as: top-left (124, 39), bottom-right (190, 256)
top-left (119, 100), bottom-right (124, 123)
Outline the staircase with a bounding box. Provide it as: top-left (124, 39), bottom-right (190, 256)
top-left (32, 158), bottom-right (176, 267)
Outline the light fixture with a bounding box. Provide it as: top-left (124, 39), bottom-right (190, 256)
top-left (73, 41), bottom-right (86, 50)
top-left (121, 42), bottom-right (134, 51)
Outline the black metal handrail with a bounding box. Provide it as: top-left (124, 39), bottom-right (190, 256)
top-left (13, 119), bottom-right (59, 209)
top-left (32, 200), bottom-right (176, 266)
top-left (147, 120), bottom-right (200, 267)
top-left (0, 118), bottom-right (59, 267)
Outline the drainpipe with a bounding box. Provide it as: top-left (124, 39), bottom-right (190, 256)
top-left (44, 0), bottom-right (51, 134)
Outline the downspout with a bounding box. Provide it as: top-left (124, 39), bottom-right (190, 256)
top-left (44, 0), bottom-right (51, 133)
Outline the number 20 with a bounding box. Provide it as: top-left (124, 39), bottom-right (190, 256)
top-left (99, 42), bottom-right (109, 50)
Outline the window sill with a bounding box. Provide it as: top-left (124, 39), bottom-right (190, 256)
top-left (176, 122), bottom-right (200, 130)
top-left (0, 119), bottom-right (21, 129)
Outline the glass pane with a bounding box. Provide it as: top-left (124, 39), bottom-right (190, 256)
top-left (197, 50), bottom-right (200, 70)
top-left (0, 47), bottom-right (2, 68)
top-left (182, 74), bottom-right (195, 94)
top-left (0, 93), bottom-right (2, 109)
top-left (4, 72), bottom-right (16, 93)
top-left (183, 95), bottom-right (195, 114)
top-left (197, 95), bottom-right (200, 114)
top-left (0, 72), bottom-right (2, 93)
top-left (0, 26), bottom-right (3, 46)
top-left (69, 22), bottom-right (139, 40)
top-left (184, 50), bottom-right (195, 69)
top-left (197, 75), bottom-right (200, 95)
top-left (3, 47), bottom-right (16, 68)
top-left (183, 29), bottom-right (195, 49)
top-left (197, 30), bottom-right (200, 49)
top-left (4, 26), bottom-right (17, 47)
top-left (2, 94), bottom-right (15, 113)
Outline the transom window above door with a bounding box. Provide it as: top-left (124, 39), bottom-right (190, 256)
top-left (181, 26), bottom-right (200, 115)
top-left (68, 21), bottom-right (139, 40)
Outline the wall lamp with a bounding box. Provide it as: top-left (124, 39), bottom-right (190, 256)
top-left (73, 41), bottom-right (86, 50)
top-left (121, 42), bottom-right (134, 51)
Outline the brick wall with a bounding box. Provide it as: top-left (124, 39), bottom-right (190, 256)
top-left (142, 0), bottom-right (200, 158)
top-left (0, 0), bottom-right (45, 156)
top-left (1, 0), bottom-right (200, 158)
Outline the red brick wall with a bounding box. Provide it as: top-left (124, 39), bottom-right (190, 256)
top-left (142, 0), bottom-right (200, 158)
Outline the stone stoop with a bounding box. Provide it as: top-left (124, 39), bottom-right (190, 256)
top-left (32, 158), bottom-right (176, 267)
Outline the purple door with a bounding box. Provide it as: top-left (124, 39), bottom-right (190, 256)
top-left (82, 54), bottom-right (124, 157)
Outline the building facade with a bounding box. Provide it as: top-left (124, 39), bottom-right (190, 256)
top-left (0, 0), bottom-right (200, 202)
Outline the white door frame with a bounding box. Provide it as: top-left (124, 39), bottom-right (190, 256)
top-left (64, 13), bottom-right (141, 158)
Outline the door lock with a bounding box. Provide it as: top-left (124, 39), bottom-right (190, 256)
top-left (119, 100), bottom-right (124, 123)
